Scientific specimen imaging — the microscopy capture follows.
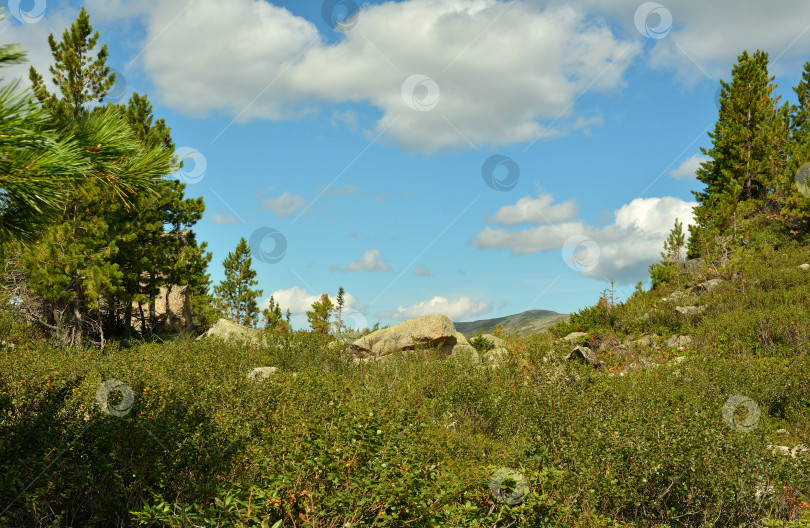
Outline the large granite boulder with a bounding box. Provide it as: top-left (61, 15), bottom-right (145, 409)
top-left (346, 315), bottom-right (477, 363)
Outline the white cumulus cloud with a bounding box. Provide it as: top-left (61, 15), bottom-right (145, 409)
top-left (331, 249), bottom-right (391, 272)
top-left (471, 194), bottom-right (697, 283)
top-left (210, 212), bottom-right (240, 224)
top-left (95, 0), bottom-right (640, 153)
top-left (376, 295), bottom-right (492, 321)
top-left (261, 191), bottom-right (306, 218)
top-left (491, 194), bottom-right (578, 225)
top-left (670, 154), bottom-right (709, 180)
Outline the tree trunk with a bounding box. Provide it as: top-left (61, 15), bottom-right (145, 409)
top-left (124, 302), bottom-right (133, 338)
top-left (71, 280), bottom-right (84, 347)
top-left (149, 271), bottom-right (156, 332)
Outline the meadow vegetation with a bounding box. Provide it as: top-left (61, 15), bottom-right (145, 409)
top-left (2, 7), bottom-right (810, 528)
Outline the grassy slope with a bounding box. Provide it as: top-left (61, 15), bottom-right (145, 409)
top-left (1, 241), bottom-right (809, 527)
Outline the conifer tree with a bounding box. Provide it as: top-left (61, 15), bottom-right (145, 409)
top-left (11, 8), bottom-right (216, 343)
top-left (778, 60), bottom-right (810, 234)
top-left (214, 238), bottom-right (263, 327)
top-left (649, 218), bottom-right (686, 290)
top-left (262, 295), bottom-right (290, 332)
top-left (29, 7), bottom-right (114, 120)
top-left (689, 50), bottom-right (784, 257)
top-left (334, 286), bottom-right (346, 333)
top-left (307, 294), bottom-right (333, 334)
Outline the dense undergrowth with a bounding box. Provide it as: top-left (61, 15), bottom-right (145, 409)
top-left (1, 241), bottom-right (810, 527)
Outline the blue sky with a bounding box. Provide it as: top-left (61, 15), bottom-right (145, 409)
top-left (4, 0), bottom-right (810, 330)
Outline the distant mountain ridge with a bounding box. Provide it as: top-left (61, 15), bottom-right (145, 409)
top-left (453, 309), bottom-right (570, 338)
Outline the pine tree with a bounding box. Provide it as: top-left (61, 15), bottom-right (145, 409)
top-left (29, 7), bottom-right (114, 120)
top-left (213, 238), bottom-right (263, 327)
top-left (0, 11), bottom-right (162, 249)
top-left (262, 295), bottom-right (290, 332)
top-left (307, 294), bottom-right (333, 334)
top-left (11, 9), bottom-right (176, 345)
top-left (689, 50), bottom-right (784, 258)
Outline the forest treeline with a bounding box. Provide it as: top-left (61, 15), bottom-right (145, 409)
top-left (2, 8), bottom-right (810, 347)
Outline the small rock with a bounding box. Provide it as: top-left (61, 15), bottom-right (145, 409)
top-left (689, 278), bottom-right (723, 294)
top-left (675, 305), bottom-right (705, 315)
top-left (775, 428), bottom-right (790, 437)
top-left (660, 290), bottom-right (687, 303)
top-left (799, 263), bottom-right (810, 271)
top-left (624, 334), bottom-right (657, 349)
top-left (766, 444), bottom-right (809, 459)
top-left (247, 367), bottom-right (279, 381)
top-left (562, 332), bottom-right (591, 343)
top-left (566, 346), bottom-right (603, 368)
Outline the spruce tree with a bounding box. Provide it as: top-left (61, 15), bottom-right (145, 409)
top-left (689, 50), bottom-right (784, 258)
top-left (214, 238), bottom-right (263, 327)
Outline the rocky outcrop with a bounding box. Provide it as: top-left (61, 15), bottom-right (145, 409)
top-left (132, 284), bottom-right (192, 333)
